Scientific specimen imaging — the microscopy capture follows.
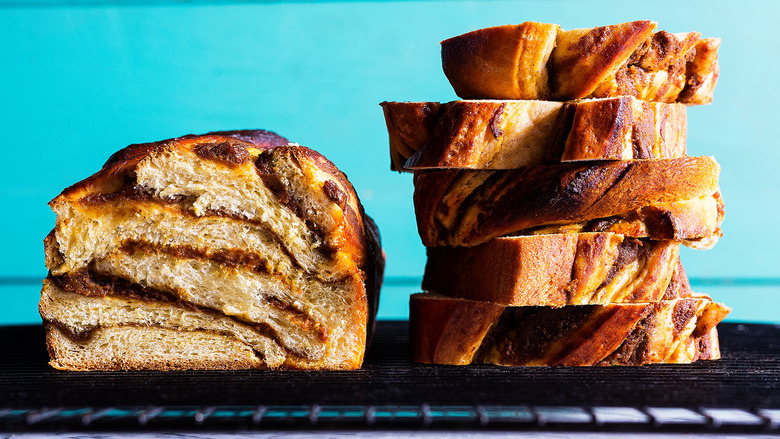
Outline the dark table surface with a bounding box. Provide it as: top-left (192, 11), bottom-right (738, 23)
top-left (2, 321), bottom-right (779, 432)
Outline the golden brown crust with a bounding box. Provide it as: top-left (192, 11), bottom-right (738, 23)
top-left (380, 101), bottom-right (445, 171)
top-left (441, 22), bottom-right (559, 100)
top-left (441, 21), bottom-right (719, 104)
top-left (62, 130), bottom-right (289, 201)
top-left (382, 97), bottom-right (686, 171)
top-left (409, 293), bottom-right (729, 366)
top-left (409, 292), bottom-right (504, 365)
top-left (423, 233), bottom-right (680, 306)
top-left (413, 156), bottom-right (722, 247)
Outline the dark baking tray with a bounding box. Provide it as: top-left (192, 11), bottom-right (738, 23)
top-left (1, 321), bottom-right (779, 432)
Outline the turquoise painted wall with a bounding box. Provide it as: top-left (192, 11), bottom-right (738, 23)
top-left (1, 0), bottom-right (778, 324)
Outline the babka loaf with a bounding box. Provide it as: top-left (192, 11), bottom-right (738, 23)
top-left (413, 156), bottom-right (722, 248)
top-left (423, 232), bottom-right (686, 307)
top-left (381, 97), bottom-right (686, 171)
top-left (41, 130), bottom-right (384, 370)
top-left (410, 292), bottom-right (729, 366)
top-left (441, 21), bottom-right (719, 104)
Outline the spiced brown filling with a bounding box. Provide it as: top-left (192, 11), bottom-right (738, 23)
top-left (78, 187), bottom-right (336, 275)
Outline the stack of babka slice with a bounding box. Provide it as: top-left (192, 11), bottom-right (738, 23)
top-left (381, 20), bottom-right (730, 366)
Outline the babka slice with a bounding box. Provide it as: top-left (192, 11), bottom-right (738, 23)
top-left (381, 97), bottom-right (686, 171)
top-left (423, 232), bottom-right (685, 307)
top-left (41, 130), bottom-right (384, 370)
top-left (441, 21), bottom-right (719, 104)
top-left (409, 292), bottom-right (729, 366)
top-left (413, 156), bottom-right (722, 248)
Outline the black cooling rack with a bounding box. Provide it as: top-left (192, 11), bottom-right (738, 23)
top-left (2, 321), bottom-right (779, 432)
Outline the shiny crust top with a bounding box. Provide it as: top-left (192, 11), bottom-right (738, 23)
top-left (59, 130), bottom-right (290, 201)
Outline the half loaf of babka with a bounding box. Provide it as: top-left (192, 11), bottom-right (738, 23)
top-left (441, 21), bottom-right (719, 104)
top-left (41, 130), bottom-right (384, 370)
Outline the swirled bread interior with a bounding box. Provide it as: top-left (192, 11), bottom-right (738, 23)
top-left (42, 130), bottom-right (384, 370)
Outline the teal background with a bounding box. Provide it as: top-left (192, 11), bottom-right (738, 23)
top-left (0, 0), bottom-right (778, 324)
